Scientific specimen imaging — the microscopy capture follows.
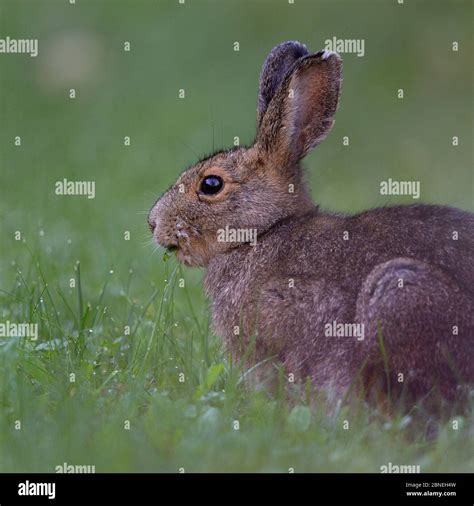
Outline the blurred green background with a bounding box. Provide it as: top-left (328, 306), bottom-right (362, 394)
top-left (0, 0), bottom-right (473, 473)
top-left (1, 0), bottom-right (473, 284)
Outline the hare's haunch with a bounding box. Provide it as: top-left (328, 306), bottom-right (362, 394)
top-left (149, 41), bottom-right (474, 407)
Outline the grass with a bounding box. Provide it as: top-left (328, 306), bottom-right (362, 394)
top-left (1, 0), bottom-right (473, 473)
top-left (0, 241), bottom-right (473, 473)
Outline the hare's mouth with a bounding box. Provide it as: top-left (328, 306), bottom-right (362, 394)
top-left (155, 224), bottom-right (207, 267)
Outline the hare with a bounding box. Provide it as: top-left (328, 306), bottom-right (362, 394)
top-left (148, 41), bottom-right (474, 408)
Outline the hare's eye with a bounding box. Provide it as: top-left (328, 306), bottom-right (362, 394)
top-left (200, 175), bottom-right (224, 195)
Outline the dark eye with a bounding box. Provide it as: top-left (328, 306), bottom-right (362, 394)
top-left (200, 175), bottom-right (224, 195)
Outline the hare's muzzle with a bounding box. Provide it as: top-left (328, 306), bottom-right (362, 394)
top-left (147, 213), bottom-right (156, 233)
top-left (148, 196), bottom-right (181, 251)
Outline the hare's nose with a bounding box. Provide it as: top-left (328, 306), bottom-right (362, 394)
top-left (147, 213), bottom-right (157, 233)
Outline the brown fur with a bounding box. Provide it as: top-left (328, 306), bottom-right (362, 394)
top-left (149, 41), bottom-right (474, 409)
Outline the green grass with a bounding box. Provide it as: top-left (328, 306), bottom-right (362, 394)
top-left (1, 242), bottom-right (473, 473)
top-left (1, 0), bottom-right (473, 473)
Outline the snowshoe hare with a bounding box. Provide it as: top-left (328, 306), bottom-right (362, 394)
top-left (149, 41), bottom-right (474, 408)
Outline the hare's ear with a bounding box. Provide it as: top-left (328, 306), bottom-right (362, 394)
top-left (256, 50), bottom-right (342, 166)
top-left (257, 41), bottom-right (309, 128)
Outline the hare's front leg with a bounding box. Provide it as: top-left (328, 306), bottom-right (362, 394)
top-left (253, 277), bottom-right (355, 395)
top-left (355, 258), bottom-right (474, 404)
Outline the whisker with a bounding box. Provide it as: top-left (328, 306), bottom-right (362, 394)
top-left (178, 139), bottom-right (200, 159)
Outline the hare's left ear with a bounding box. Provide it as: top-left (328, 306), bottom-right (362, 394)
top-left (257, 41), bottom-right (309, 127)
top-left (256, 50), bottom-right (342, 166)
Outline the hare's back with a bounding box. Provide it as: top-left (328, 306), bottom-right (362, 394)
top-left (276, 204), bottom-right (474, 297)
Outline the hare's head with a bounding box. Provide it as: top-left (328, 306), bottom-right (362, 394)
top-left (148, 41), bottom-right (342, 266)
